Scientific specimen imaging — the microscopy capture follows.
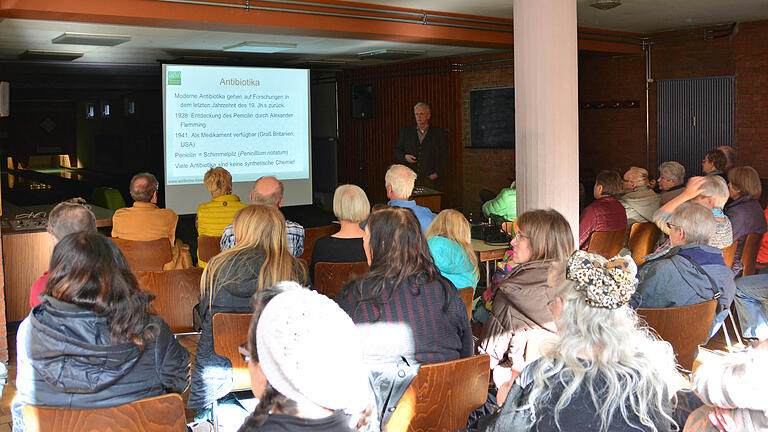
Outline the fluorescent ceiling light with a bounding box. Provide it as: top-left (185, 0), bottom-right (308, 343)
top-left (357, 49), bottom-right (425, 60)
top-left (19, 50), bottom-right (84, 61)
top-left (223, 41), bottom-right (297, 53)
top-left (52, 32), bottom-right (131, 46)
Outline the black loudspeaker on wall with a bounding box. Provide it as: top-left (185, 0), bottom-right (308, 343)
top-left (351, 84), bottom-right (373, 119)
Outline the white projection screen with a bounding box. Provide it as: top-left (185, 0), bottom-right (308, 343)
top-left (162, 64), bottom-right (312, 215)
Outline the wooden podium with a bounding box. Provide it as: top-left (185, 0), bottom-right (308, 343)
top-left (412, 187), bottom-right (443, 213)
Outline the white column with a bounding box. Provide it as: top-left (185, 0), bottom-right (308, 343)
top-left (514, 0), bottom-right (580, 242)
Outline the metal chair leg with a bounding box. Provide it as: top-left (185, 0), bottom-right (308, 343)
top-left (211, 400), bottom-right (220, 432)
top-left (727, 308), bottom-right (744, 347)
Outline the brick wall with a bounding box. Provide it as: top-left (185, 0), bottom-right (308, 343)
top-left (734, 21), bottom-right (768, 175)
top-left (460, 52), bottom-right (515, 213)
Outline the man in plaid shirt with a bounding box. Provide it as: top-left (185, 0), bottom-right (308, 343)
top-left (219, 176), bottom-right (304, 257)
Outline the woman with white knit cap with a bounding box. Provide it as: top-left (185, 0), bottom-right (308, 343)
top-left (237, 282), bottom-right (370, 432)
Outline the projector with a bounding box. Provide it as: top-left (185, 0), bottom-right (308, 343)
top-left (471, 222), bottom-right (510, 243)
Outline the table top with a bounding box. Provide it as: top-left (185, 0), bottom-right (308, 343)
top-left (412, 187), bottom-right (443, 197)
top-left (1, 201), bottom-right (114, 233)
top-left (472, 238), bottom-right (508, 262)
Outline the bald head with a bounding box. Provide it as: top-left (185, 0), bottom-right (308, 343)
top-left (250, 176), bottom-right (284, 207)
top-left (129, 172), bottom-right (158, 203)
top-left (47, 202), bottom-right (97, 242)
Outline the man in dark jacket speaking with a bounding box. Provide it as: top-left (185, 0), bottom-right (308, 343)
top-left (394, 102), bottom-right (446, 189)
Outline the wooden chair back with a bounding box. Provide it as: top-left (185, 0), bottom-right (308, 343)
top-left (110, 238), bottom-right (173, 272)
top-left (22, 393), bottom-right (186, 432)
top-left (212, 313), bottom-right (252, 391)
top-left (628, 222), bottom-right (661, 265)
top-left (314, 261), bottom-right (369, 298)
top-left (587, 226), bottom-right (627, 259)
top-left (741, 232), bottom-right (765, 276)
top-left (387, 354), bottom-right (490, 432)
top-left (135, 268), bottom-right (204, 333)
top-left (458, 286), bottom-right (474, 320)
top-left (721, 242), bottom-right (738, 268)
top-left (300, 224), bottom-right (340, 267)
top-left (197, 235), bottom-right (222, 263)
top-left (637, 299), bottom-right (717, 371)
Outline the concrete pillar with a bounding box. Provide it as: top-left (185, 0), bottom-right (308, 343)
top-left (513, 0), bottom-right (580, 241)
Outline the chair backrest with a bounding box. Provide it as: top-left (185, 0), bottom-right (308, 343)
top-left (741, 232), bottom-right (765, 276)
top-left (300, 224), bottom-right (340, 267)
top-left (720, 241), bottom-right (738, 268)
top-left (135, 268), bottom-right (204, 333)
top-left (212, 313), bottom-right (252, 391)
top-left (22, 393), bottom-right (187, 432)
top-left (110, 237), bottom-right (172, 272)
top-left (458, 286), bottom-right (474, 320)
top-left (387, 354), bottom-right (490, 432)
top-left (628, 222), bottom-right (661, 265)
top-left (314, 261), bottom-right (369, 298)
top-left (637, 299), bottom-right (717, 371)
top-left (587, 226), bottom-right (627, 259)
top-left (197, 235), bottom-right (222, 263)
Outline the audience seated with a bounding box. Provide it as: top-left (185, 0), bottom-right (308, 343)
top-left (196, 167), bottom-right (248, 265)
top-left (188, 205), bottom-right (308, 423)
top-left (238, 282), bottom-right (369, 432)
top-left (426, 209), bottom-right (479, 289)
top-left (619, 167), bottom-right (660, 228)
top-left (220, 176), bottom-right (305, 257)
top-left (310, 184), bottom-right (370, 282)
top-left (384, 164), bottom-right (435, 233)
top-left (483, 251), bottom-right (683, 432)
top-left (478, 209), bottom-right (574, 387)
top-left (647, 176), bottom-right (733, 260)
top-left (112, 172), bottom-right (192, 269)
top-left (657, 161), bottom-right (686, 205)
top-left (702, 149), bottom-right (728, 180)
top-left (685, 339), bottom-right (768, 432)
top-left (13, 232), bottom-right (190, 431)
top-left (482, 182), bottom-right (517, 222)
top-left (631, 202), bottom-right (736, 336)
top-left (335, 206), bottom-right (471, 428)
top-left (724, 166), bottom-right (767, 276)
top-left (732, 274), bottom-right (768, 341)
top-left (29, 201), bottom-right (96, 308)
top-left (578, 170), bottom-right (627, 250)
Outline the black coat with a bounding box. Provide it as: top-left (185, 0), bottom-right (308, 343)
top-left (394, 124), bottom-right (446, 178)
top-left (16, 296), bottom-right (189, 409)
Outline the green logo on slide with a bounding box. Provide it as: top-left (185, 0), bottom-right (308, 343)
top-left (167, 71), bottom-right (182, 85)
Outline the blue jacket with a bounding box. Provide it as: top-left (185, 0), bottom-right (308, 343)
top-left (427, 236), bottom-right (479, 289)
top-left (388, 199), bottom-right (435, 233)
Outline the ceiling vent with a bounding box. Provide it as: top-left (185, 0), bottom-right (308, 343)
top-left (357, 49), bottom-right (425, 60)
top-left (590, 0), bottom-right (622, 10)
top-left (19, 50), bottom-right (84, 61)
top-left (52, 32), bottom-right (131, 46)
top-left (223, 42), bottom-right (297, 53)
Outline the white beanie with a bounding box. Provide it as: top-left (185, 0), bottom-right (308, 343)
top-left (256, 289), bottom-right (368, 411)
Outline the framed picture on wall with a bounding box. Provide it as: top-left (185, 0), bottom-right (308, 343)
top-left (469, 86), bottom-right (514, 149)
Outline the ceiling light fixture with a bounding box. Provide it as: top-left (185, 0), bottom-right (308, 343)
top-left (19, 50), bottom-right (84, 61)
top-left (590, 0), bottom-right (622, 10)
top-left (357, 49), bottom-right (425, 60)
top-left (52, 32), bottom-right (131, 46)
top-left (223, 41), bottom-right (297, 53)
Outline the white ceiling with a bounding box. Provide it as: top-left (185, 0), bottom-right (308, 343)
top-left (0, 0), bottom-right (767, 65)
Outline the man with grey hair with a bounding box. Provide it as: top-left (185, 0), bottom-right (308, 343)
top-left (657, 161), bottom-right (686, 205)
top-left (219, 176), bottom-right (304, 256)
top-left (394, 102), bottom-right (446, 188)
top-left (631, 201), bottom-right (736, 337)
top-left (30, 201), bottom-right (96, 308)
top-left (385, 164), bottom-right (435, 233)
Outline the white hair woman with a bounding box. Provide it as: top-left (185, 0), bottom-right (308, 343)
top-left (309, 184), bottom-right (370, 283)
top-left (486, 251), bottom-right (684, 432)
top-left (620, 167), bottom-right (660, 226)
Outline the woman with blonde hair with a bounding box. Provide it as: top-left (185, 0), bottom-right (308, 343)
top-left (485, 251), bottom-right (683, 432)
top-left (426, 209), bottom-right (479, 289)
top-left (196, 167), bottom-right (248, 266)
top-left (188, 204), bottom-right (308, 427)
top-left (478, 209), bottom-right (574, 387)
top-left (310, 184), bottom-right (370, 282)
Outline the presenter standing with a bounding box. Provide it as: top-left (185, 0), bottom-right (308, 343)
top-left (395, 102), bottom-right (446, 189)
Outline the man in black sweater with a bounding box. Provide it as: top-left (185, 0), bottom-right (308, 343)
top-left (394, 102), bottom-right (446, 188)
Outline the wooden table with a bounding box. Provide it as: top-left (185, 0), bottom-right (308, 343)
top-left (1, 201), bottom-right (114, 321)
top-left (472, 238), bottom-right (508, 287)
top-left (412, 187), bottom-right (443, 213)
